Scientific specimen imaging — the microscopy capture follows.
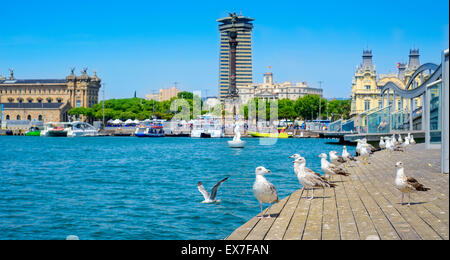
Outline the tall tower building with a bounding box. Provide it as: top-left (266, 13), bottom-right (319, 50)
top-left (217, 14), bottom-right (254, 101)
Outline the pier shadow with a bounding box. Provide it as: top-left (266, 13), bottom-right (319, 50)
top-left (300, 196), bottom-right (332, 200)
top-left (397, 202), bottom-right (427, 206)
top-left (259, 213), bottom-right (280, 218)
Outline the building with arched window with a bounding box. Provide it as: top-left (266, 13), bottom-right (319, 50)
top-left (350, 49), bottom-right (424, 116)
top-left (0, 69), bottom-right (101, 123)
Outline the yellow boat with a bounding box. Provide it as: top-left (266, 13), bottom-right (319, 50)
top-left (248, 127), bottom-right (291, 138)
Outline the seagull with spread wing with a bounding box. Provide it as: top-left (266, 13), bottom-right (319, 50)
top-left (197, 177), bottom-right (229, 203)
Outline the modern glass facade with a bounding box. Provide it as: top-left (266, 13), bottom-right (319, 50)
top-left (217, 15), bottom-right (254, 101)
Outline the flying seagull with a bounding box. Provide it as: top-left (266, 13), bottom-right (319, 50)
top-left (394, 161), bottom-right (430, 206)
top-left (292, 156), bottom-right (336, 200)
top-left (253, 166), bottom-right (279, 219)
top-left (198, 177), bottom-right (229, 203)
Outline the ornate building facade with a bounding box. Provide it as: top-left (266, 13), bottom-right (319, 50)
top-left (350, 49), bottom-right (422, 116)
top-left (0, 69), bottom-right (101, 123)
top-left (237, 72), bottom-right (323, 104)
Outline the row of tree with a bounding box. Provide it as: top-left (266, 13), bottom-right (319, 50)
top-left (242, 95), bottom-right (351, 121)
top-left (68, 91), bottom-right (351, 122)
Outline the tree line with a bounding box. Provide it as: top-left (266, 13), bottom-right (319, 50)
top-left (68, 91), bottom-right (351, 122)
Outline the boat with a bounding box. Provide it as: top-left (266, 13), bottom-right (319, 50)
top-left (191, 114), bottom-right (223, 138)
top-left (67, 121), bottom-right (99, 137)
top-left (25, 126), bottom-right (41, 136)
top-left (248, 127), bottom-right (291, 138)
top-left (135, 124), bottom-right (164, 137)
top-left (40, 122), bottom-right (72, 137)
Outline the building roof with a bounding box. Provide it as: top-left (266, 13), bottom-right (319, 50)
top-left (0, 79), bottom-right (67, 85)
top-left (1, 102), bottom-right (65, 109)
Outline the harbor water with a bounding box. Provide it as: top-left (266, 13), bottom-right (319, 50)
top-left (0, 136), bottom-right (354, 240)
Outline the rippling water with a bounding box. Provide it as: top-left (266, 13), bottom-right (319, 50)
top-left (0, 136), bottom-right (354, 240)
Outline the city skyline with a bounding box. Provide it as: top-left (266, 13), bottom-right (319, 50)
top-left (0, 0), bottom-right (448, 100)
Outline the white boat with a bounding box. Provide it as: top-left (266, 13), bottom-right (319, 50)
top-left (67, 121), bottom-right (99, 137)
top-left (190, 114), bottom-right (223, 138)
top-left (40, 122), bottom-right (72, 137)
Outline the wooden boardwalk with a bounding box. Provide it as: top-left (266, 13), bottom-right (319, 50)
top-left (226, 144), bottom-right (449, 240)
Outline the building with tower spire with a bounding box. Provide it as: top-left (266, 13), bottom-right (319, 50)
top-left (350, 49), bottom-right (425, 116)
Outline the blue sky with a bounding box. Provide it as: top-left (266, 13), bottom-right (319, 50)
top-left (0, 0), bottom-right (448, 99)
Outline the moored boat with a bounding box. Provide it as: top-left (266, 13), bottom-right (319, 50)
top-left (135, 124), bottom-right (164, 137)
top-left (25, 126), bottom-right (41, 136)
top-left (248, 127), bottom-right (291, 138)
top-left (67, 122), bottom-right (99, 137)
top-left (40, 122), bottom-right (71, 137)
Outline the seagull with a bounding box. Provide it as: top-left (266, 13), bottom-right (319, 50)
top-left (362, 138), bottom-right (379, 153)
top-left (292, 156), bottom-right (336, 200)
top-left (398, 134), bottom-right (403, 143)
top-left (379, 137), bottom-right (386, 151)
top-left (392, 134), bottom-right (398, 146)
top-left (342, 146), bottom-right (356, 168)
top-left (359, 145), bottom-right (371, 165)
top-left (401, 135), bottom-right (410, 151)
top-left (198, 177), bottom-right (229, 203)
top-left (410, 135), bottom-right (416, 145)
top-left (355, 139), bottom-right (362, 156)
top-left (329, 151), bottom-right (346, 165)
top-left (394, 161), bottom-right (430, 206)
top-left (319, 153), bottom-right (350, 182)
top-left (253, 166), bottom-right (279, 219)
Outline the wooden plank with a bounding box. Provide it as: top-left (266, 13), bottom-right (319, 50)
top-left (351, 163), bottom-right (401, 240)
top-left (264, 189), bottom-right (303, 240)
top-left (321, 186), bottom-right (340, 240)
top-left (283, 189), bottom-right (312, 240)
top-left (244, 195), bottom-right (290, 240)
top-left (361, 155), bottom-right (443, 240)
top-left (334, 174), bottom-right (359, 240)
top-left (340, 173), bottom-right (380, 240)
top-left (301, 188), bottom-right (324, 240)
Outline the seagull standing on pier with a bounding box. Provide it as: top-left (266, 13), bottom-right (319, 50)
top-left (379, 137), bottom-right (386, 151)
top-left (394, 161), bottom-right (430, 206)
top-left (342, 146), bottom-right (356, 167)
top-left (410, 135), bottom-right (416, 145)
top-left (359, 145), bottom-right (371, 165)
top-left (198, 177), bottom-right (229, 203)
top-left (329, 151), bottom-right (346, 165)
top-left (398, 134), bottom-right (403, 143)
top-left (291, 156), bottom-right (336, 200)
top-left (355, 139), bottom-right (362, 156)
top-left (253, 166), bottom-right (279, 218)
top-left (319, 153), bottom-right (349, 181)
top-left (401, 135), bottom-right (410, 151)
top-left (362, 138), bottom-right (379, 153)
top-left (392, 135), bottom-right (398, 146)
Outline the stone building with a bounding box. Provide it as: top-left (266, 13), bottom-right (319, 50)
top-left (350, 49), bottom-right (423, 116)
top-left (145, 86), bottom-right (180, 101)
top-left (237, 72), bottom-right (323, 104)
top-left (0, 68), bottom-right (101, 123)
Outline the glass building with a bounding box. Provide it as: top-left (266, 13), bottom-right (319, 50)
top-left (217, 14), bottom-right (254, 101)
